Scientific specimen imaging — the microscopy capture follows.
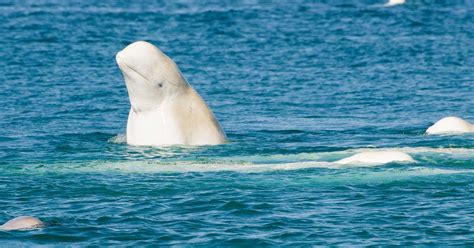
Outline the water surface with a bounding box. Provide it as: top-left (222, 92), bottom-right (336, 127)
top-left (0, 0), bottom-right (473, 246)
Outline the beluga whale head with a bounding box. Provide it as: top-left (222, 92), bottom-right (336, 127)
top-left (115, 40), bottom-right (227, 146)
top-left (116, 41), bottom-right (189, 113)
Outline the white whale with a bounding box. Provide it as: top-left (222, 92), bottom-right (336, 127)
top-left (426, 116), bottom-right (474, 135)
top-left (116, 41), bottom-right (227, 146)
top-left (0, 216), bottom-right (44, 231)
top-left (336, 151), bottom-right (415, 165)
top-left (385, 0), bottom-right (405, 6)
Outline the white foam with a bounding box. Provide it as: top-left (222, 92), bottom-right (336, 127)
top-left (6, 147), bottom-right (473, 174)
top-left (46, 160), bottom-right (339, 174)
top-left (108, 134), bottom-right (126, 144)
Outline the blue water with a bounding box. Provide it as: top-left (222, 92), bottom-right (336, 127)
top-left (1, 0), bottom-right (474, 245)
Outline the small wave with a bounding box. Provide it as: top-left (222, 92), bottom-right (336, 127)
top-left (17, 160), bottom-right (337, 174)
top-left (108, 134), bottom-right (126, 144)
top-left (305, 167), bottom-right (474, 185)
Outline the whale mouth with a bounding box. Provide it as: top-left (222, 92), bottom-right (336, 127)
top-left (117, 57), bottom-right (182, 88)
top-left (119, 60), bottom-right (153, 84)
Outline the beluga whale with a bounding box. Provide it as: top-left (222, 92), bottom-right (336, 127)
top-left (385, 0), bottom-right (405, 6)
top-left (116, 41), bottom-right (227, 146)
top-left (336, 151), bottom-right (415, 165)
top-left (426, 116), bottom-right (474, 135)
top-left (0, 216), bottom-right (44, 231)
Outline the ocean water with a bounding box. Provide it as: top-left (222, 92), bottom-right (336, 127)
top-left (1, 0), bottom-right (473, 245)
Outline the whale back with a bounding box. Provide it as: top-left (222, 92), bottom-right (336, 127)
top-left (426, 116), bottom-right (474, 135)
top-left (336, 151), bottom-right (414, 165)
top-left (0, 216), bottom-right (44, 231)
top-left (385, 0), bottom-right (405, 6)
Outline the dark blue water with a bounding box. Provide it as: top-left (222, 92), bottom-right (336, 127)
top-left (1, 0), bottom-right (474, 246)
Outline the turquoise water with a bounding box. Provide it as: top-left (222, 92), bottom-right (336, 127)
top-left (1, 0), bottom-right (474, 245)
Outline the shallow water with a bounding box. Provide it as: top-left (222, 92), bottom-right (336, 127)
top-left (1, 0), bottom-right (474, 246)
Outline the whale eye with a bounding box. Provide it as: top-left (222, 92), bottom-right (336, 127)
top-left (158, 83), bottom-right (163, 88)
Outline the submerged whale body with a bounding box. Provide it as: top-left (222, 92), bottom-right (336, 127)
top-left (116, 41), bottom-right (227, 146)
top-left (426, 116), bottom-right (474, 135)
top-left (0, 216), bottom-right (44, 231)
top-left (336, 151), bottom-right (415, 165)
top-left (385, 0), bottom-right (405, 6)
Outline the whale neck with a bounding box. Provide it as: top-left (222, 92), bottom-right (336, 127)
top-left (129, 84), bottom-right (191, 114)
